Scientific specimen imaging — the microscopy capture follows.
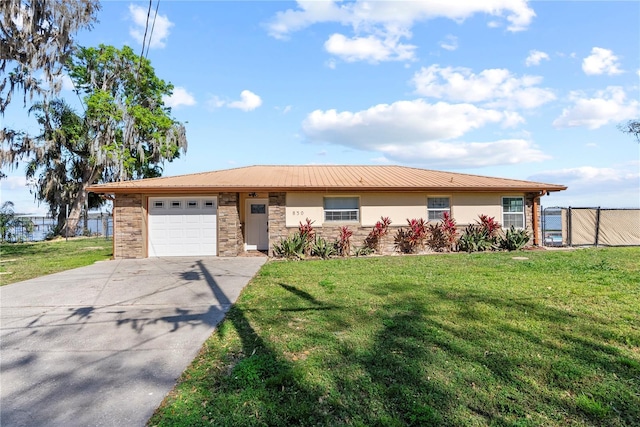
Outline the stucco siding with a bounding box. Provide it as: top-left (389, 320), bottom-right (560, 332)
top-left (284, 191), bottom-right (531, 229)
top-left (451, 193), bottom-right (502, 225)
top-left (360, 193), bottom-right (427, 226)
top-left (285, 193), bottom-right (324, 227)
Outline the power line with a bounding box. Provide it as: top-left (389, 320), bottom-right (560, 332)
top-left (138, 0), bottom-right (153, 62)
top-left (145, 0), bottom-right (161, 59)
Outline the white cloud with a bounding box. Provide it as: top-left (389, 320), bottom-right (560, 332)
top-left (531, 166), bottom-right (627, 183)
top-left (412, 65), bottom-right (556, 109)
top-left (553, 86), bottom-right (638, 129)
top-left (208, 91), bottom-right (263, 112)
top-left (60, 74), bottom-right (75, 91)
top-left (439, 35), bottom-right (458, 51)
top-left (525, 50), bottom-right (549, 67)
top-left (207, 95), bottom-right (226, 110)
top-left (303, 99), bottom-right (512, 146)
top-left (582, 47), bottom-right (623, 76)
top-left (301, 99), bottom-right (546, 167)
top-left (266, 1), bottom-right (535, 62)
top-left (380, 139), bottom-right (549, 167)
top-left (529, 165), bottom-right (640, 207)
top-left (129, 4), bottom-right (174, 49)
top-left (324, 33), bottom-right (416, 63)
top-left (163, 87), bottom-right (196, 108)
top-left (228, 90), bottom-right (263, 111)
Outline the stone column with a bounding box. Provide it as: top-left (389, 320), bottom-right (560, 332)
top-left (218, 193), bottom-right (243, 256)
top-left (268, 192), bottom-right (287, 257)
top-left (113, 193), bottom-right (144, 259)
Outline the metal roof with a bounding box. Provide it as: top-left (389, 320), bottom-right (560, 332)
top-left (87, 165), bottom-right (567, 194)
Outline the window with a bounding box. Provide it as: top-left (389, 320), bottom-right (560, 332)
top-left (251, 204), bottom-right (266, 214)
top-left (153, 201), bottom-right (165, 209)
top-left (324, 197), bottom-right (359, 222)
top-left (427, 197), bottom-right (450, 221)
top-left (187, 200), bottom-right (199, 208)
top-left (170, 201), bottom-right (182, 209)
top-left (502, 197), bottom-right (525, 228)
top-left (204, 200), bottom-right (215, 208)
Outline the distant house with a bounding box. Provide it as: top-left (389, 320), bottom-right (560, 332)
top-left (87, 165), bottom-right (567, 258)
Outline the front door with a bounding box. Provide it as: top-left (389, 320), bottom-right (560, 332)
top-left (245, 199), bottom-right (268, 250)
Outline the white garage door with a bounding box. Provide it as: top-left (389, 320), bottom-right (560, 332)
top-left (148, 197), bottom-right (217, 257)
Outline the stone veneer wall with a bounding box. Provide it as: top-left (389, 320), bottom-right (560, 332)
top-left (218, 192), bottom-right (243, 256)
top-left (113, 193), bottom-right (144, 259)
top-left (268, 192), bottom-right (287, 257)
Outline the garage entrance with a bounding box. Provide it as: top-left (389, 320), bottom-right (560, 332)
top-left (148, 196), bottom-right (217, 257)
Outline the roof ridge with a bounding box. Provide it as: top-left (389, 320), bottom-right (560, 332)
top-left (87, 165), bottom-right (567, 192)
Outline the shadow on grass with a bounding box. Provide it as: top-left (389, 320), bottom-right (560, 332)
top-left (421, 288), bottom-right (640, 425)
top-left (152, 266), bottom-right (640, 426)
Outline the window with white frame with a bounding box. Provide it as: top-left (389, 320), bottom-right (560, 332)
top-left (427, 197), bottom-right (450, 221)
top-left (324, 197), bottom-right (359, 222)
top-left (502, 197), bottom-right (525, 228)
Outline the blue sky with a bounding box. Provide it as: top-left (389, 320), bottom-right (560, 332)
top-left (2, 0), bottom-right (639, 214)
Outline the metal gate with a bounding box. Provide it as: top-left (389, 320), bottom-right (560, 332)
top-left (541, 207), bottom-right (640, 247)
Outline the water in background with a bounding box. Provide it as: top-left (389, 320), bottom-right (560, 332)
top-left (541, 209), bottom-right (563, 246)
top-left (542, 213), bottom-right (562, 231)
top-left (6, 214), bottom-right (113, 242)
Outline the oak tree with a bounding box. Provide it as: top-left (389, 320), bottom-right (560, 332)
top-left (2, 45), bottom-right (187, 235)
top-left (0, 0), bottom-right (100, 114)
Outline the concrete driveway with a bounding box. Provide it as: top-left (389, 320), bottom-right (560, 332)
top-left (0, 256), bottom-right (266, 427)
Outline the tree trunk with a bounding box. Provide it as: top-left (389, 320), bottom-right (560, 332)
top-left (65, 186), bottom-right (87, 238)
top-left (64, 169), bottom-right (101, 237)
top-left (56, 208), bottom-right (67, 237)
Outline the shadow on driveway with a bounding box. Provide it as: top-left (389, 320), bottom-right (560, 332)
top-left (0, 256), bottom-right (265, 427)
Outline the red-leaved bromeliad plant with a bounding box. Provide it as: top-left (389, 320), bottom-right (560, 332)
top-left (365, 216), bottom-right (391, 253)
top-left (394, 218), bottom-right (428, 254)
top-left (298, 218), bottom-right (315, 256)
top-left (477, 214), bottom-right (501, 238)
top-left (427, 212), bottom-right (459, 252)
top-left (337, 226), bottom-right (353, 256)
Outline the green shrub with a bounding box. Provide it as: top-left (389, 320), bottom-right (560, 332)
top-left (353, 245), bottom-right (374, 257)
top-left (457, 215), bottom-right (503, 253)
top-left (273, 233), bottom-right (307, 259)
top-left (457, 224), bottom-right (496, 252)
top-left (498, 226), bottom-right (530, 251)
top-left (311, 237), bottom-right (336, 259)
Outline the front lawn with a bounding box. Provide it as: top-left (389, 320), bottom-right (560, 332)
top-left (150, 248), bottom-right (640, 426)
top-left (0, 237), bottom-right (113, 285)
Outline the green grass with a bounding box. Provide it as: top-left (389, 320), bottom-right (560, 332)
top-left (0, 237), bottom-right (113, 285)
top-left (150, 248), bottom-right (640, 427)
